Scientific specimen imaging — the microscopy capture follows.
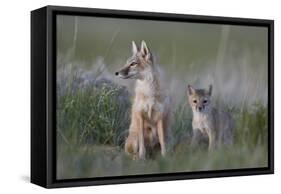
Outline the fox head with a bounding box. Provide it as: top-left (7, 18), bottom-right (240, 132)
top-left (187, 84), bottom-right (212, 113)
top-left (115, 40), bottom-right (154, 80)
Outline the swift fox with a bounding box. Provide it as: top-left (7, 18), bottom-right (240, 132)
top-left (187, 84), bottom-right (234, 150)
top-left (115, 40), bottom-right (171, 159)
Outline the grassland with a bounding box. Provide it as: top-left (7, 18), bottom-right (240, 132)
top-left (56, 66), bottom-right (268, 179)
top-left (56, 15), bottom-right (268, 180)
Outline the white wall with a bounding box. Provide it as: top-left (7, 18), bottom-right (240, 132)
top-left (0, 0), bottom-right (279, 193)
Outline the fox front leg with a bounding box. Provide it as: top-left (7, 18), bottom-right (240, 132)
top-left (137, 113), bottom-right (146, 160)
top-left (206, 128), bottom-right (216, 151)
top-left (191, 129), bottom-right (202, 147)
top-left (157, 119), bottom-right (166, 157)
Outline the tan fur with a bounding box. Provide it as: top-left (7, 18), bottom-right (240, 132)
top-left (187, 85), bottom-right (234, 150)
top-left (116, 41), bottom-right (171, 159)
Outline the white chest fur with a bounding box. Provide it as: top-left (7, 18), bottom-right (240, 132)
top-left (134, 79), bottom-right (165, 116)
top-left (192, 110), bottom-right (212, 131)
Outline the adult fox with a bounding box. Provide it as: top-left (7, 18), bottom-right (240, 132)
top-left (115, 41), bottom-right (171, 159)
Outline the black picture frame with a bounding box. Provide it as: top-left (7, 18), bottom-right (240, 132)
top-left (31, 5), bottom-right (274, 188)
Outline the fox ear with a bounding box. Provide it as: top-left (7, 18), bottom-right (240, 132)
top-left (187, 85), bottom-right (195, 95)
top-left (132, 41), bottom-right (138, 54)
top-left (140, 40), bottom-right (150, 56)
top-left (208, 84), bottom-right (212, 96)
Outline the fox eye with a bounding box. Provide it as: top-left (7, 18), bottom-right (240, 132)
top-left (130, 62), bottom-right (137, 67)
top-left (193, 100), bottom-right (197, 103)
top-left (203, 100), bottom-right (208, 103)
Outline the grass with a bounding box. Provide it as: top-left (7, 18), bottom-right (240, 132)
top-left (56, 66), bottom-right (268, 180)
top-left (57, 85), bottom-right (130, 146)
top-left (57, 144), bottom-right (267, 179)
top-left (57, 65), bottom-right (131, 147)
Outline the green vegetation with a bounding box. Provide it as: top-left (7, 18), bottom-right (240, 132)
top-left (57, 84), bottom-right (130, 147)
top-left (56, 68), bottom-right (268, 179)
top-left (56, 15), bottom-right (268, 180)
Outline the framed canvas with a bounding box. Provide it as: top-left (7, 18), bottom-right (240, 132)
top-left (31, 5), bottom-right (274, 188)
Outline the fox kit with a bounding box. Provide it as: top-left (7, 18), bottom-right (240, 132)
top-left (187, 85), bottom-right (234, 150)
top-left (115, 40), bottom-right (171, 159)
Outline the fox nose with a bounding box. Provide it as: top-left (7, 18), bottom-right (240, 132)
top-left (115, 72), bottom-right (119, 76)
top-left (198, 107), bottom-right (202, 111)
